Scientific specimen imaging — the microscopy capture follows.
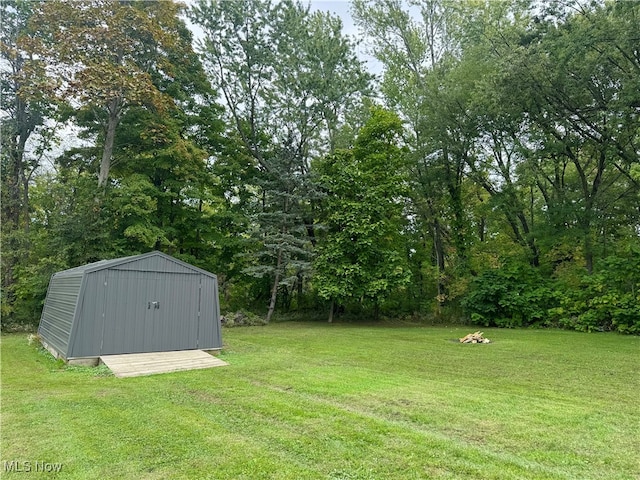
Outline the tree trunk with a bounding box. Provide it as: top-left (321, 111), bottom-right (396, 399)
top-left (98, 98), bottom-right (121, 187)
top-left (7, 97), bottom-right (33, 229)
top-left (515, 212), bottom-right (540, 267)
top-left (265, 248), bottom-right (282, 323)
top-left (568, 146), bottom-right (605, 274)
top-left (433, 218), bottom-right (446, 308)
top-left (584, 230), bottom-right (594, 274)
top-left (3, 94), bottom-right (37, 304)
top-left (296, 271), bottom-right (303, 311)
top-left (7, 140), bottom-right (22, 228)
top-left (328, 299), bottom-right (334, 323)
top-left (444, 146), bottom-right (467, 270)
top-left (581, 201), bottom-right (595, 275)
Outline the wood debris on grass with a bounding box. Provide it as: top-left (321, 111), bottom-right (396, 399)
top-left (459, 331), bottom-right (491, 344)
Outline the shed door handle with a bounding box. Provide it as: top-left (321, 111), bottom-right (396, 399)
top-left (148, 301), bottom-right (160, 310)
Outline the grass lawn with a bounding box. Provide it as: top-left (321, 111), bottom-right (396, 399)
top-left (1, 322), bottom-right (639, 479)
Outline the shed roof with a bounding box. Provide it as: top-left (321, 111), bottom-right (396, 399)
top-left (54, 251), bottom-right (216, 278)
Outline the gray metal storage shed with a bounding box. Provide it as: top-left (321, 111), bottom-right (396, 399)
top-left (38, 251), bottom-right (222, 362)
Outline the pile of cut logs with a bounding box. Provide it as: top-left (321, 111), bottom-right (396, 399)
top-left (459, 331), bottom-right (491, 344)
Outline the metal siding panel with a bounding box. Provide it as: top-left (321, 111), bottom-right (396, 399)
top-left (198, 276), bottom-right (212, 347)
top-left (186, 275), bottom-right (201, 348)
top-left (38, 273), bottom-right (83, 358)
top-left (198, 275), bottom-right (222, 349)
top-left (105, 270), bottom-right (123, 354)
top-left (101, 269), bottom-right (155, 355)
top-left (151, 272), bottom-right (165, 351)
top-left (54, 251), bottom-right (217, 277)
top-left (114, 269), bottom-right (136, 354)
top-left (39, 253), bottom-right (219, 359)
top-left (100, 269), bottom-right (203, 355)
top-left (212, 276), bottom-right (222, 348)
top-left (149, 271), bottom-right (163, 351)
top-left (112, 255), bottom-right (196, 275)
top-left (48, 254), bottom-right (219, 357)
top-left (154, 273), bottom-right (199, 351)
top-left (101, 270), bottom-right (118, 354)
top-left (128, 271), bottom-right (145, 352)
top-left (67, 273), bottom-right (104, 357)
top-left (156, 273), bottom-right (171, 350)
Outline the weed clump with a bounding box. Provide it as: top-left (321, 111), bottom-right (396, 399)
top-left (221, 310), bottom-right (267, 327)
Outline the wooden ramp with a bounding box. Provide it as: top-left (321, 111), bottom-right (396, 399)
top-left (100, 350), bottom-right (228, 378)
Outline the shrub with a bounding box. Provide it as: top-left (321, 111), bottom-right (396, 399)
top-left (221, 310), bottom-right (267, 327)
top-left (461, 263), bottom-right (554, 328)
top-left (550, 251), bottom-right (640, 334)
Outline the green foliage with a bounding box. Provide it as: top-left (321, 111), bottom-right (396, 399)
top-left (111, 174), bottom-right (164, 249)
top-left (550, 245), bottom-right (640, 333)
top-left (220, 310), bottom-right (267, 327)
top-left (3, 0), bottom-right (640, 333)
top-left (190, 0), bottom-right (372, 321)
top-left (314, 107), bottom-right (411, 314)
top-left (465, 243), bottom-right (640, 334)
top-left (23, 0), bottom-right (200, 186)
top-left (7, 254), bottom-right (67, 331)
top-left (1, 1), bottom-right (227, 327)
top-left (462, 263), bottom-right (553, 328)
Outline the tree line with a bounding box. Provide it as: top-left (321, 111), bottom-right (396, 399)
top-left (2, 0), bottom-right (639, 333)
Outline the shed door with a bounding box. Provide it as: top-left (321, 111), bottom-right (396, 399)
top-left (100, 270), bottom-right (201, 355)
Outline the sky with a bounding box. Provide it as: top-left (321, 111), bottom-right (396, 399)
top-left (308, 0), bottom-right (381, 73)
top-left (184, 0), bottom-right (359, 38)
top-left (309, 0), bottom-right (357, 34)
top-left (184, 0), bottom-right (382, 75)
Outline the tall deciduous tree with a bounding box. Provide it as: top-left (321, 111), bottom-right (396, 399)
top-left (463, 0), bottom-right (640, 273)
top-left (190, 0), bottom-right (371, 321)
top-left (1, 0), bottom-right (55, 321)
top-left (353, 0), bottom-right (545, 310)
top-left (2, 0), bottom-right (229, 327)
top-left (1, 0), bottom-right (47, 229)
top-left (353, 0), bottom-right (474, 308)
top-left (104, 6), bottom-right (225, 259)
top-left (314, 107), bottom-right (411, 321)
top-left (23, 0), bottom-right (190, 187)
top-left (514, 1), bottom-right (640, 273)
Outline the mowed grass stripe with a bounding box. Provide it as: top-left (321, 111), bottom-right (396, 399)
top-left (2, 324), bottom-right (638, 479)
